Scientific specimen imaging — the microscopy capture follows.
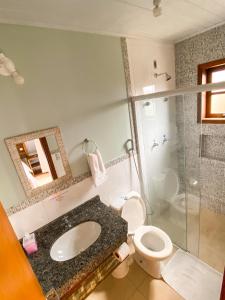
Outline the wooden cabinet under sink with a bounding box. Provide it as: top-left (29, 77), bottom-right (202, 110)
top-left (0, 202), bottom-right (45, 300)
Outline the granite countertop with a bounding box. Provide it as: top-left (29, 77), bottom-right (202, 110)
top-left (26, 196), bottom-right (128, 299)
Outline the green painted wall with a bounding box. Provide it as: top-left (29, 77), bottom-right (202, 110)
top-left (0, 24), bottom-right (130, 210)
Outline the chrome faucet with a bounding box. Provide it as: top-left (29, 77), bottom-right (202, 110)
top-left (162, 134), bottom-right (168, 144)
top-left (152, 139), bottom-right (159, 150)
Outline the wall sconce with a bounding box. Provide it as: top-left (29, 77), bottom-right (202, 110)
top-left (0, 52), bottom-right (24, 85)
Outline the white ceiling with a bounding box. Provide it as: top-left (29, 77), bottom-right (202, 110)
top-left (0, 0), bottom-right (225, 43)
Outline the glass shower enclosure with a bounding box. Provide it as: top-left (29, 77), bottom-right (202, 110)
top-left (133, 82), bottom-right (225, 273)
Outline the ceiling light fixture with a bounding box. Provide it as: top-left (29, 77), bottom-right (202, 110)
top-left (153, 0), bottom-right (162, 17)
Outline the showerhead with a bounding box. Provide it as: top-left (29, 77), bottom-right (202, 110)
top-left (165, 73), bottom-right (172, 81)
top-left (154, 72), bottom-right (172, 81)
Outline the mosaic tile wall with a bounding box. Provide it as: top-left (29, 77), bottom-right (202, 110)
top-left (175, 24), bottom-right (225, 215)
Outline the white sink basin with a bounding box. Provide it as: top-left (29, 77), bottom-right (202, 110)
top-left (50, 221), bottom-right (101, 262)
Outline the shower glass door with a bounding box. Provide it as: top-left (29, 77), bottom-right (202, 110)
top-left (135, 87), bottom-right (225, 273)
top-left (135, 94), bottom-right (202, 252)
top-left (182, 92), bottom-right (225, 272)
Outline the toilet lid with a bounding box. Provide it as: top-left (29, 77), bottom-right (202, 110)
top-left (121, 196), bottom-right (145, 235)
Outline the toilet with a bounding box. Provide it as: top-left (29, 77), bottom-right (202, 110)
top-left (153, 168), bottom-right (179, 203)
top-left (153, 168), bottom-right (199, 221)
top-left (111, 191), bottom-right (173, 279)
top-left (153, 168), bottom-right (187, 212)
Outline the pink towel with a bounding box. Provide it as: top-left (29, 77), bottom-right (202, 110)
top-left (87, 149), bottom-right (107, 186)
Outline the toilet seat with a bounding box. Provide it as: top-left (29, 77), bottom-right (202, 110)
top-left (133, 225), bottom-right (173, 261)
top-left (113, 191), bottom-right (173, 278)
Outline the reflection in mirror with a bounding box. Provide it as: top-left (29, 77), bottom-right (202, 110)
top-left (16, 135), bottom-right (66, 188)
top-left (5, 127), bottom-right (72, 202)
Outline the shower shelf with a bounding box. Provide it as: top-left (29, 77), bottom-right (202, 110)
top-left (201, 134), bottom-right (225, 162)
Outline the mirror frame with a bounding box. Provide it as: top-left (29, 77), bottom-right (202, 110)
top-left (5, 127), bottom-right (73, 200)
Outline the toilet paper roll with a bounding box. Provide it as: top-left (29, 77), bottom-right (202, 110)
top-left (113, 242), bottom-right (130, 262)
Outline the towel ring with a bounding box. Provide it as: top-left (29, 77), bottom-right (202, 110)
top-left (82, 138), bottom-right (98, 154)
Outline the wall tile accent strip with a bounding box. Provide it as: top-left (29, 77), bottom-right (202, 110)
top-left (6, 153), bottom-right (130, 216)
top-left (120, 37), bottom-right (137, 151)
top-left (175, 24), bottom-right (225, 215)
top-left (120, 36), bottom-right (143, 186)
top-left (120, 37), bottom-right (132, 98)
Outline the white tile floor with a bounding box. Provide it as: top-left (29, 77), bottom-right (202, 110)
top-left (86, 259), bottom-right (184, 300)
top-left (199, 207), bottom-right (225, 273)
top-left (152, 205), bottom-right (225, 273)
top-left (87, 206), bottom-right (225, 300)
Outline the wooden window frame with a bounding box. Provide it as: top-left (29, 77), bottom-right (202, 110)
top-left (198, 58), bottom-right (225, 124)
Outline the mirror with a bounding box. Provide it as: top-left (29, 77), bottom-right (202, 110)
top-left (16, 135), bottom-right (65, 188)
top-left (5, 127), bottom-right (72, 199)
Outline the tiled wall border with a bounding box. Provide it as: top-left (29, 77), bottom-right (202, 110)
top-left (120, 37), bottom-right (132, 98)
top-left (6, 153), bottom-right (130, 216)
top-left (120, 37), bottom-right (152, 202)
top-left (120, 38), bottom-right (138, 150)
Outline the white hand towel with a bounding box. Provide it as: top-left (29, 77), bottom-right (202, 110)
top-left (87, 150), bottom-right (107, 186)
top-left (96, 149), bottom-right (106, 174)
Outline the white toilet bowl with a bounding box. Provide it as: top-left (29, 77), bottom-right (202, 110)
top-left (133, 225), bottom-right (173, 278)
top-left (111, 191), bottom-right (173, 279)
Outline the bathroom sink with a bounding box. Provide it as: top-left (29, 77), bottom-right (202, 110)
top-left (50, 221), bottom-right (101, 262)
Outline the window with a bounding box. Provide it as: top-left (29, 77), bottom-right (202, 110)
top-left (198, 58), bottom-right (225, 123)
